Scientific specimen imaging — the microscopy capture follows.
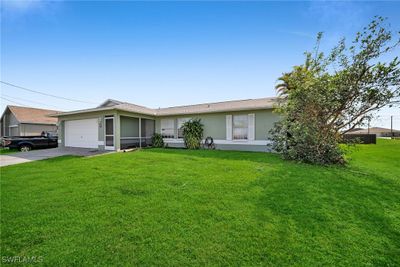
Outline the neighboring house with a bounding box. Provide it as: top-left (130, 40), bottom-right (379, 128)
top-left (52, 97), bottom-right (280, 152)
top-left (347, 127), bottom-right (400, 137)
top-left (0, 106), bottom-right (59, 137)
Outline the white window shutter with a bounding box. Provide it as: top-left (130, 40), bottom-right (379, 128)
top-left (248, 114), bottom-right (255, 141)
top-left (226, 115), bottom-right (232, 140)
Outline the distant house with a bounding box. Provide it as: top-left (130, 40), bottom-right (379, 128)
top-left (347, 127), bottom-right (400, 137)
top-left (0, 106), bottom-right (59, 137)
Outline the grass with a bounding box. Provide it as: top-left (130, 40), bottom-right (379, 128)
top-left (0, 148), bottom-right (18, 154)
top-left (1, 139), bottom-right (399, 266)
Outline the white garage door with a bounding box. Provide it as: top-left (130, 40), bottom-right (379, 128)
top-left (65, 119), bottom-right (98, 148)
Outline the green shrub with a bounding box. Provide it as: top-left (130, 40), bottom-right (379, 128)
top-left (269, 120), bottom-right (346, 165)
top-left (151, 133), bottom-right (164, 148)
top-left (182, 119), bottom-right (204, 149)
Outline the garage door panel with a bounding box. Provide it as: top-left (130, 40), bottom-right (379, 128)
top-left (65, 119), bottom-right (98, 148)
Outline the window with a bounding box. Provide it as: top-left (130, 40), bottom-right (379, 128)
top-left (161, 119), bottom-right (175, 138)
top-left (233, 115), bottom-right (248, 140)
top-left (177, 118), bottom-right (191, 138)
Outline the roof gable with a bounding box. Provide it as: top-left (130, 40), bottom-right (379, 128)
top-left (98, 99), bottom-right (124, 108)
top-left (5, 106), bottom-right (59, 125)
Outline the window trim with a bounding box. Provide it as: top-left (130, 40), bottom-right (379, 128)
top-left (161, 118), bottom-right (175, 138)
top-left (232, 114), bottom-right (249, 141)
top-left (177, 118), bottom-right (191, 139)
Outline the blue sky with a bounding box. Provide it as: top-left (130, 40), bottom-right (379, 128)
top-left (1, 1), bottom-right (399, 128)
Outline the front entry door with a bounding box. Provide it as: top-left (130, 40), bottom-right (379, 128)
top-left (105, 116), bottom-right (114, 150)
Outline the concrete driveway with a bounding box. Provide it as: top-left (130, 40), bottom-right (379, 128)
top-left (0, 147), bottom-right (111, 167)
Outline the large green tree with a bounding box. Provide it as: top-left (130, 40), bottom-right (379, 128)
top-left (270, 17), bottom-right (400, 164)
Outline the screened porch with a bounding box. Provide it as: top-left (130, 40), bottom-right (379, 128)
top-left (120, 116), bottom-right (155, 150)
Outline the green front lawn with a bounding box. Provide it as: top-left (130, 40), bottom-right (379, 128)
top-left (1, 140), bottom-right (399, 266)
top-left (0, 147), bottom-right (18, 154)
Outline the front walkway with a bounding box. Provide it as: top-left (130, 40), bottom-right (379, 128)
top-left (0, 147), bottom-right (111, 167)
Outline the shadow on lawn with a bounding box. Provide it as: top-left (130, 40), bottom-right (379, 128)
top-left (250, 165), bottom-right (400, 265)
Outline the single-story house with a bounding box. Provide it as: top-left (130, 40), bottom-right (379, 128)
top-left (52, 97), bottom-right (281, 152)
top-left (0, 105), bottom-right (59, 137)
top-left (347, 127), bottom-right (400, 137)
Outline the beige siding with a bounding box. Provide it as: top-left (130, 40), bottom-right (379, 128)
top-left (19, 124), bottom-right (57, 136)
top-left (1, 109), bottom-right (19, 136)
top-left (8, 111), bottom-right (19, 126)
top-left (9, 126), bottom-right (19, 136)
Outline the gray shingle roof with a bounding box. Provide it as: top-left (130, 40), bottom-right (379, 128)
top-left (53, 97), bottom-right (280, 117)
top-left (155, 97), bottom-right (279, 116)
top-left (114, 103), bottom-right (157, 116)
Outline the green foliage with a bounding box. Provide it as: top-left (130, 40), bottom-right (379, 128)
top-left (1, 140), bottom-right (399, 265)
top-left (182, 119), bottom-right (204, 149)
top-left (270, 120), bottom-right (346, 165)
top-left (151, 133), bottom-right (164, 148)
top-left (0, 148), bottom-right (18, 154)
top-left (271, 17), bottom-right (400, 165)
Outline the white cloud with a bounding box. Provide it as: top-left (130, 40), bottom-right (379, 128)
top-left (2, 0), bottom-right (44, 11)
top-left (278, 30), bottom-right (316, 39)
top-left (1, 0), bottom-right (63, 19)
top-left (307, 1), bottom-right (370, 30)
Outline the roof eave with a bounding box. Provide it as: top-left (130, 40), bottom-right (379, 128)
top-left (155, 106), bottom-right (275, 116)
top-left (116, 108), bottom-right (157, 116)
top-left (49, 106), bottom-right (116, 117)
top-left (50, 106), bottom-right (157, 117)
top-left (19, 122), bottom-right (58, 125)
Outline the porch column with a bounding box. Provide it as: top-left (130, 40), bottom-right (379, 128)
top-left (115, 114), bottom-right (121, 151)
top-left (139, 117), bottom-right (142, 148)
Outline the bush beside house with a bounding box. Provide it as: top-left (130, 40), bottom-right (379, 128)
top-left (151, 133), bottom-right (164, 148)
top-left (182, 119), bottom-right (204, 149)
